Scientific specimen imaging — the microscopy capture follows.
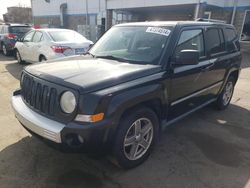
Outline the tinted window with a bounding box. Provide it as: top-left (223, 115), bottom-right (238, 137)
top-left (225, 28), bottom-right (238, 52)
top-left (175, 29), bottom-right (204, 58)
top-left (206, 28), bottom-right (225, 55)
top-left (32, 31), bottom-right (43, 43)
top-left (9, 26), bottom-right (31, 34)
top-left (23, 31), bottom-right (35, 42)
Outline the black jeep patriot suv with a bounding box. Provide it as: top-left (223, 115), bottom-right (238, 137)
top-left (12, 21), bottom-right (241, 169)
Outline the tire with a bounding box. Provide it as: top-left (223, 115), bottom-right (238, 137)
top-left (16, 50), bottom-right (24, 64)
top-left (39, 55), bottom-right (47, 62)
top-left (2, 43), bottom-right (10, 56)
top-left (113, 107), bottom-right (159, 169)
top-left (216, 76), bottom-right (235, 110)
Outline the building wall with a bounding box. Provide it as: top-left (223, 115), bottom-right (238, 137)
top-left (34, 16), bottom-right (61, 28)
top-left (107, 0), bottom-right (198, 9)
top-left (106, 0), bottom-right (249, 10)
top-left (3, 7), bottom-right (32, 23)
top-left (32, 0), bottom-right (105, 16)
top-left (31, 0), bottom-right (250, 43)
top-left (234, 10), bottom-right (248, 35)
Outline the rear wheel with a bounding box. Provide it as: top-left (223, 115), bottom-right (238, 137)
top-left (216, 76), bottom-right (235, 110)
top-left (16, 50), bottom-right (23, 64)
top-left (2, 43), bottom-right (10, 56)
top-left (39, 55), bottom-right (47, 62)
top-left (113, 107), bottom-right (159, 169)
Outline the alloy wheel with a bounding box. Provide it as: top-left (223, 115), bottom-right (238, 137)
top-left (16, 51), bottom-right (22, 63)
top-left (123, 118), bottom-right (153, 161)
top-left (2, 44), bottom-right (7, 55)
top-left (222, 81), bottom-right (233, 106)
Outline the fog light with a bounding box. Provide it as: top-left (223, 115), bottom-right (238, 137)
top-left (65, 133), bottom-right (84, 147)
top-left (77, 135), bottom-right (84, 144)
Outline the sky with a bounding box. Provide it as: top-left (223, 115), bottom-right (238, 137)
top-left (0, 0), bottom-right (31, 19)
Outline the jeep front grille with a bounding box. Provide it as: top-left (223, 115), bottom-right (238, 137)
top-left (21, 73), bottom-right (57, 116)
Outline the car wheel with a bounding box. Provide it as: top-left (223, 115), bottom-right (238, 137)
top-left (113, 107), bottom-right (159, 169)
top-left (16, 50), bottom-right (23, 64)
top-left (216, 76), bottom-right (235, 110)
top-left (39, 55), bottom-right (47, 62)
top-left (2, 44), bottom-right (9, 56)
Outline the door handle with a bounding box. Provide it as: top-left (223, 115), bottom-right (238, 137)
top-left (201, 62), bottom-right (215, 72)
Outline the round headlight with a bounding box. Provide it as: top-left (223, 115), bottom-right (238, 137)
top-left (60, 91), bottom-right (76, 114)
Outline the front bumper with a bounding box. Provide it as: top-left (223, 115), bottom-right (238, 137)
top-left (11, 94), bottom-right (114, 152)
top-left (12, 95), bottom-right (64, 143)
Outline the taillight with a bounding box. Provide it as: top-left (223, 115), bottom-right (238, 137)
top-left (7, 33), bottom-right (17, 39)
top-left (51, 46), bottom-right (71, 53)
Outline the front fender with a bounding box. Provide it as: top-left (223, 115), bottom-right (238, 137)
top-left (107, 83), bottom-right (166, 118)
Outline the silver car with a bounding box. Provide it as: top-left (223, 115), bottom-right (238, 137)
top-left (14, 28), bottom-right (93, 63)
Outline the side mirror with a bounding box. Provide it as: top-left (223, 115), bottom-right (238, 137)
top-left (175, 50), bottom-right (199, 65)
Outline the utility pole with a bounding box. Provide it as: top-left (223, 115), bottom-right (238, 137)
top-left (231, 0), bottom-right (238, 25)
top-left (85, 0), bottom-right (89, 25)
top-left (194, 0), bottom-right (201, 20)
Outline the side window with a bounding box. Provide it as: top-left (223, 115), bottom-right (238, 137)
top-left (0, 26), bottom-right (2, 34)
top-left (175, 29), bottom-right (205, 59)
top-left (225, 28), bottom-right (238, 52)
top-left (32, 32), bottom-right (43, 43)
top-left (23, 31), bottom-right (35, 42)
top-left (205, 28), bottom-right (225, 55)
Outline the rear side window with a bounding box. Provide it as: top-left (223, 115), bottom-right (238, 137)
top-left (23, 31), bottom-right (35, 42)
top-left (175, 29), bottom-right (205, 58)
top-left (32, 32), bottom-right (43, 43)
top-left (225, 28), bottom-right (238, 52)
top-left (205, 28), bottom-right (225, 55)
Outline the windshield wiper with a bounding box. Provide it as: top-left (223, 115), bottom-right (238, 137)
top-left (95, 55), bottom-right (130, 62)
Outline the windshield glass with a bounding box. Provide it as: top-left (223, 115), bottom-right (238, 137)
top-left (10, 26), bottom-right (31, 34)
top-left (90, 26), bottom-right (172, 64)
top-left (48, 30), bottom-right (87, 42)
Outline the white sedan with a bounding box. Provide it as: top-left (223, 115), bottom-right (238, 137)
top-left (14, 28), bottom-right (93, 63)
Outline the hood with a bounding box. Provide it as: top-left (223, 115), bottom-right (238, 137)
top-left (25, 56), bottom-right (162, 94)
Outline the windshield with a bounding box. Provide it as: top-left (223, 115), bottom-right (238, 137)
top-left (90, 26), bottom-right (172, 64)
top-left (9, 26), bottom-right (31, 34)
top-left (48, 30), bottom-right (87, 42)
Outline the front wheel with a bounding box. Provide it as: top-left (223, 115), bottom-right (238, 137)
top-left (113, 107), bottom-right (159, 169)
top-left (216, 76), bottom-right (235, 110)
top-left (16, 50), bottom-right (23, 64)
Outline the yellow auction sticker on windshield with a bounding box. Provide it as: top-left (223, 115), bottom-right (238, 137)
top-left (146, 27), bottom-right (171, 36)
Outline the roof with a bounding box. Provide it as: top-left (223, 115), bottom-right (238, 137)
top-left (115, 21), bottom-right (233, 27)
top-left (35, 28), bottom-right (74, 32)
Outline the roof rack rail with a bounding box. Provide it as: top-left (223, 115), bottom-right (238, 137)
top-left (196, 18), bottom-right (226, 24)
